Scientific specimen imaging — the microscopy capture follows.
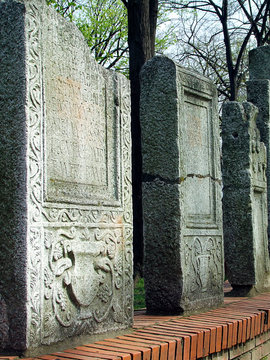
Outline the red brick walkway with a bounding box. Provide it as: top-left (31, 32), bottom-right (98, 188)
top-left (1, 292), bottom-right (270, 360)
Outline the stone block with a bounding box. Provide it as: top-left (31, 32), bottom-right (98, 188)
top-left (140, 56), bottom-right (224, 314)
top-left (236, 352), bottom-right (252, 360)
top-left (222, 102), bottom-right (270, 294)
top-left (211, 351), bottom-right (229, 360)
top-left (203, 351), bottom-right (229, 360)
top-left (249, 45), bottom-right (270, 80)
top-left (261, 338), bottom-right (270, 357)
top-left (256, 332), bottom-right (270, 346)
top-left (247, 48), bottom-right (270, 252)
top-left (251, 345), bottom-right (263, 360)
top-left (0, 0), bottom-right (133, 354)
top-left (230, 340), bottom-right (256, 359)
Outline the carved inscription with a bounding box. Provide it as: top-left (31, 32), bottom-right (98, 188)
top-left (47, 77), bottom-right (107, 187)
top-left (183, 92), bottom-right (215, 225)
top-left (184, 94), bottom-right (209, 174)
top-left (43, 19), bottom-right (120, 205)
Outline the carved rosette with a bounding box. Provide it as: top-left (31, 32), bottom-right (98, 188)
top-left (184, 236), bottom-right (223, 298)
top-left (25, 0), bottom-right (132, 347)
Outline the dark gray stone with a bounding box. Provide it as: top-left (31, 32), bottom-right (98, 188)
top-left (140, 56), bottom-right (224, 314)
top-left (247, 46), bottom-right (270, 253)
top-left (0, 0), bottom-right (133, 354)
top-left (0, 0), bottom-right (28, 351)
top-left (222, 101), bottom-right (270, 295)
top-left (249, 45), bottom-right (270, 80)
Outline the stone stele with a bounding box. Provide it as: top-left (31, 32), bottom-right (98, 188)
top-left (247, 45), bottom-right (270, 253)
top-left (222, 102), bottom-right (270, 296)
top-left (140, 56), bottom-right (224, 314)
top-left (0, 0), bottom-right (133, 354)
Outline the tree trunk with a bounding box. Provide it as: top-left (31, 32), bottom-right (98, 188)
top-left (127, 0), bottom-right (158, 278)
top-left (220, 0), bottom-right (237, 100)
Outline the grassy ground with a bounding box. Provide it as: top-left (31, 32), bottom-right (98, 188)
top-left (134, 278), bottom-right (146, 310)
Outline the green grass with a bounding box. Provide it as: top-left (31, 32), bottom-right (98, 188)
top-left (134, 278), bottom-right (146, 310)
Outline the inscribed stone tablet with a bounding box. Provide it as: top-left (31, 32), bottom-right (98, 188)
top-left (0, 0), bottom-right (132, 354)
top-left (140, 56), bottom-right (223, 314)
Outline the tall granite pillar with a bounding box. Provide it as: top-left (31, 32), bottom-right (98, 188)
top-left (140, 56), bottom-right (224, 314)
top-left (222, 102), bottom-right (270, 296)
top-left (247, 45), bottom-right (270, 251)
top-left (0, 0), bottom-right (133, 355)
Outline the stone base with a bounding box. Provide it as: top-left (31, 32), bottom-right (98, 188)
top-left (16, 327), bottom-right (134, 358)
top-left (225, 285), bottom-right (258, 297)
top-left (226, 279), bottom-right (270, 297)
top-left (146, 296), bottom-right (224, 316)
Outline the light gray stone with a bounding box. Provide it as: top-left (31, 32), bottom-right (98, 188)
top-left (0, 0), bottom-right (133, 354)
top-left (247, 45), bottom-right (270, 253)
top-left (140, 56), bottom-right (224, 314)
top-left (222, 101), bottom-right (270, 295)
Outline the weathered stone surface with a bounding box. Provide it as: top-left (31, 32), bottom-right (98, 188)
top-left (247, 45), bottom-right (270, 252)
top-left (249, 45), bottom-right (270, 80)
top-left (0, 0), bottom-right (133, 353)
top-left (140, 56), bottom-right (224, 314)
top-left (222, 101), bottom-right (270, 295)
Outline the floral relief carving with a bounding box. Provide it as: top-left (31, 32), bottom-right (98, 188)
top-left (26, 1), bottom-right (43, 344)
top-left (119, 76), bottom-right (133, 324)
top-left (43, 226), bottom-right (124, 334)
top-left (184, 236), bottom-right (222, 296)
top-left (251, 127), bottom-right (267, 185)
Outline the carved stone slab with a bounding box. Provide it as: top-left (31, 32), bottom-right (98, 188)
top-left (247, 45), bottom-right (270, 252)
top-left (222, 102), bottom-right (270, 295)
top-left (140, 56), bottom-right (224, 314)
top-left (0, 0), bottom-right (132, 354)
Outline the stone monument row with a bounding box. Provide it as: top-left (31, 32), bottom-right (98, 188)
top-left (140, 56), bottom-right (224, 314)
top-left (0, 0), bottom-right (132, 354)
top-left (2, 0), bottom-right (270, 355)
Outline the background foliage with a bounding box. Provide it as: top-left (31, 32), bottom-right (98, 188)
top-left (46, 0), bottom-right (176, 77)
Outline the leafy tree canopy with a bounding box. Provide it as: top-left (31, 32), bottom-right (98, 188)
top-left (46, 0), bottom-right (176, 76)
